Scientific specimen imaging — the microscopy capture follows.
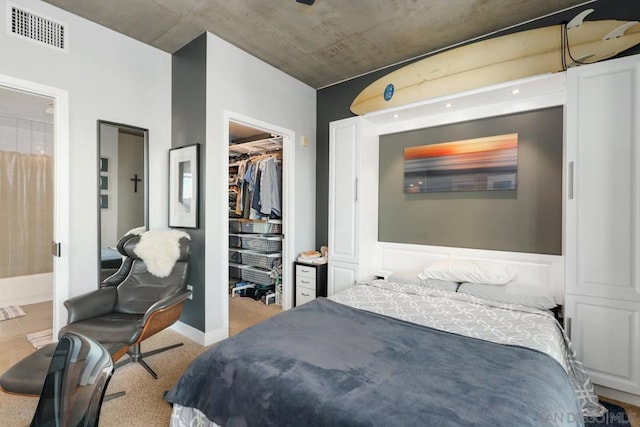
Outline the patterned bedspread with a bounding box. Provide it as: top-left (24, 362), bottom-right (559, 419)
top-left (329, 279), bottom-right (604, 417)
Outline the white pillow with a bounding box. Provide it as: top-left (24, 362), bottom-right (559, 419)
top-left (387, 270), bottom-right (422, 286)
top-left (387, 270), bottom-right (459, 291)
top-left (422, 258), bottom-right (515, 285)
top-left (457, 282), bottom-right (556, 310)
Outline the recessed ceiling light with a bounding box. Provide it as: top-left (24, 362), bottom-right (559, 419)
top-left (393, 114), bottom-right (399, 119)
top-left (445, 103), bottom-right (452, 108)
top-left (511, 89), bottom-right (520, 95)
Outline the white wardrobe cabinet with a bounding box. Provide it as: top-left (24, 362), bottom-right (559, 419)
top-left (327, 117), bottom-right (378, 295)
top-left (565, 54), bottom-right (640, 396)
top-left (564, 295), bottom-right (640, 394)
top-left (327, 260), bottom-right (359, 296)
top-left (328, 119), bottom-right (359, 264)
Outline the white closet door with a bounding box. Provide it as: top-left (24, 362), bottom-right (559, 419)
top-left (328, 261), bottom-right (358, 296)
top-left (565, 54), bottom-right (640, 396)
top-left (565, 295), bottom-right (640, 395)
top-left (328, 118), bottom-right (359, 263)
top-left (566, 56), bottom-right (640, 302)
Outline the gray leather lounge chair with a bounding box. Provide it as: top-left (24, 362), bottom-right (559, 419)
top-left (0, 232), bottom-right (191, 396)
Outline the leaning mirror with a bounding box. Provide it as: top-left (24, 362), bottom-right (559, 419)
top-left (97, 121), bottom-right (149, 283)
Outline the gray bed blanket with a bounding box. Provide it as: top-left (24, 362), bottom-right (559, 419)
top-left (166, 298), bottom-right (583, 427)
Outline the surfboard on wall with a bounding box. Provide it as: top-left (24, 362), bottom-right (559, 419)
top-left (350, 10), bottom-right (640, 116)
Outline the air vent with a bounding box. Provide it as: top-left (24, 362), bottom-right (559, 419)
top-left (8, 3), bottom-right (67, 51)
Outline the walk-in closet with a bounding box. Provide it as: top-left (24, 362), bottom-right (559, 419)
top-left (228, 121), bottom-right (284, 334)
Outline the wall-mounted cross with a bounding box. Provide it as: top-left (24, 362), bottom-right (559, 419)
top-left (131, 174), bottom-right (142, 193)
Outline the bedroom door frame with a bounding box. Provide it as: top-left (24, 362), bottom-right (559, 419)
top-left (0, 73), bottom-right (70, 333)
top-left (222, 111), bottom-right (295, 328)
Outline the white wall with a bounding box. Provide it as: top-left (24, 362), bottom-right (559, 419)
top-left (0, 0), bottom-right (171, 312)
top-left (204, 32), bottom-right (316, 341)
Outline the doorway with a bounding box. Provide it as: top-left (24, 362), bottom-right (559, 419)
top-left (224, 112), bottom-right (295, 336)
top-left (0, 77), bottom-right (69, 368)
top-left (0, 86), bottom-right (54, 303)
top-left (0, 73), bottom-right (70, 339)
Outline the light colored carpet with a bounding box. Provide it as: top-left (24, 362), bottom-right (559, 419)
top-left (228, 294), bottom-right (281, 336)
top-left (25, 329), bottom-right (53, 350)
top-left (0, 306), bottom-right (25, 322)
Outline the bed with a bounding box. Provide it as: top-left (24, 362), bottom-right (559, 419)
top-left (166, 268), bottom-right (604, 427)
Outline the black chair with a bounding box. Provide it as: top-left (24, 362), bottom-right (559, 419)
top-left (30, 332), bottom-right (113, 427)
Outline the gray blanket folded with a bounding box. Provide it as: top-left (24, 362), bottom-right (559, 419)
top-left (166, 298), bottom-right (583, 426)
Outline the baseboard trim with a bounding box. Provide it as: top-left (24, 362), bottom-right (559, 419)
top-left (170, 321), bottom-right (205, 346)
top-left (203, 327), bottom-right (228, 347)
top-left (170, 321), bottom-right (228, 347)
top-left (595, 384), bottom-right (640, 406)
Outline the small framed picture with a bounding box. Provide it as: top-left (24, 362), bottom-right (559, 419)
top-left (169, 144), bottom-right (199, 228)
top-left (100, 194), bottom-right (109, 209)
top-left (100, 157), bottom-right (109, 173)
top-left (100, 175), bottom-right (109, 191)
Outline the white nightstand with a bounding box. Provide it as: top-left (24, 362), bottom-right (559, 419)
top-left (294, 262), bottom-right (328, 307)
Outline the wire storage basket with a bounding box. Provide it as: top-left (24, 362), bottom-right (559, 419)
top-left (241, 251), bottom-right (281, 269)
top-left (229, 248), bottom-right (248, 264)
top-left (229, 262), bottom-right (248, 279)
top-left (241, 235), bottom-right (282, 252)
top-left (228, 219), bottom-right (242, 233)
top-left (229, 233), bottom-right (243, 248)
top-left (241, 219), bottom-right (282, 234)
top-left (241, 266), bottom-right (275, 286)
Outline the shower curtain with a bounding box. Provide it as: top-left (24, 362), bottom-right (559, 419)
top-left (0, 150), bottom-right (53, 278)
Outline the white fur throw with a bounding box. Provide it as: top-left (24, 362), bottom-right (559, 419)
top-left (125, 226), bottom-right (146, 236)
top-left (134, 229), bottom-right (190, 277)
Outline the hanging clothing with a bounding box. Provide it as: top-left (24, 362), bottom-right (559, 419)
top-left (236, 160), bottom-right (247, 216)
top-left (250, 167), bottom-right (263, 219)
top-left (230, 153), bottom-right (282, 219)
top-left (259, 157), bottom-right (281, 217)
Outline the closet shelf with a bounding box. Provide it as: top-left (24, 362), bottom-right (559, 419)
top-left (229, 137), bottom-right (282, 155)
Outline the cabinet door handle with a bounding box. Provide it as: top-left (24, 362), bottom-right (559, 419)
top-left (355, 177), bottom-right (359, 202)
top-left (565, 317), bottom-right (572, 339)
top-left (301, 279), bottom-right (310, 284)
top-left (301, 292), bottom-right (310, 296)
top-left (51, 241), bottom-right (61, 257)
top-left (568, 161), bottom-right (574, 200)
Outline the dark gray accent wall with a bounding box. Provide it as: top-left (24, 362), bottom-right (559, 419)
top-left (379, 107), bottom-right (563, 255)
top-left (172, 33), bottom-right (207, 331)
top-left (316, 66), bottom-right (395, 247)
top-left (315, 0), bottom-right (640, 249)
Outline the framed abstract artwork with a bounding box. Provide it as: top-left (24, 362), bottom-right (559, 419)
top-left (169, 144), bottom-right (199, 228)
top-left (403, 133), bottom-right (518, 193)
